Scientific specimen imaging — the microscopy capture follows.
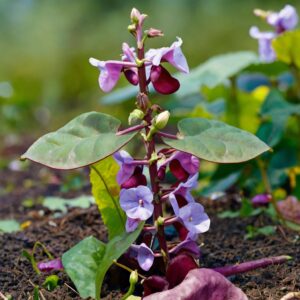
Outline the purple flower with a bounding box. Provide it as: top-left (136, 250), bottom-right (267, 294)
top-left (37, 258), bottom-right (63, 272)
top-left (113, 150), bottom-right (147, 189)
top-left (130, 243), bottom-right (155, 271)
top-left (251, 193), bottom-right (271, 206)
top-left (113, 150), bottom-right (135, 185)
top-left (169, 173), bottom-right (198, 214)
top-left (178, 203), bottom-right (210, 238)
top-left (89, 58), bottom-right (136, 92)
top-left (146, 38), bottom-right (189, 73)
top-left (267, 5), bottom-right (298, 33)
top-left (120, 185), bottom-right (154, 220)
top-left (90, 35), bottom-right (189, 95)
top-left (159, 151), bottom-right (199, 181)
top-left (249, 27), bottom-right (276, 62)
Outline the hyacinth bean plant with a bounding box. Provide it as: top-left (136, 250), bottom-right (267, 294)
top-left (22, 8), bottom-right (292, 300)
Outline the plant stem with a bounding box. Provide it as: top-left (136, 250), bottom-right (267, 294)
top-left (137, 44), bottom-right (169, 267)
top-left (116, 123), bottom-right (147, 136)
top-left (256, 158), bottom-right (285, 222)
top-left (113, 260), bottom-right (146, 279)
top-left (157, 131), bottom-right (178, 139)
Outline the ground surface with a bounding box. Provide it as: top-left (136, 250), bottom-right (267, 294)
top-left (0, 162), bottom-right (299, 300)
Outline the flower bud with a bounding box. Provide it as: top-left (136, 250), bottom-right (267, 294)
top-left (253, 9), bottom-right (268, 19)
top-left (128, 24), bottom-right (136, 34)
top-left (147, 28), bottom-right (164, 38)
top-left (131, 8), bottom-right (141, 24)
top-left (129, 270), bottom-right (139, 285)
top-left (128, 109), bottom-right (145, 125)
top-left (136, 93), bottom-right (150, 112)
top-left (153, 111), bottom-right (170, 130)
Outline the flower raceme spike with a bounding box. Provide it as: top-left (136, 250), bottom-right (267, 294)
top-left (120, 185), bottom-right (154, 222)
top-left (250, 5), bottom-right (298, 62)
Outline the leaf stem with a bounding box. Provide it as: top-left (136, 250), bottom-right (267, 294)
top-left (157, 131), bottom-right (178, 140)
top-left (116, 123), bottom-right (147, 136)
top-left (113, 260), bottom-right (146, 279)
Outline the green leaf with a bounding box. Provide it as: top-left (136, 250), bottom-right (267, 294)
top-left (102, 52), bottom-right (258, 105)
top-left (162, 118), bottom-right (270, 163)
top-left (42, 275), bottom-right (60, 292)
top-left (0, 219), bottom-right (20, 233)
top-left (245, 61), bottom-right (289, 76)
top-left (62, 224), bottom-right (143, 300)
top-left (260, 90), bottom-right (300, 122)
top-left (218, 210), bottom-right (240, 219)
top-left (21, 112), bottom-right (138, 169)
top-left (272, 30), bottom-right (300, 68)
top-left (43, 195), bottom-right (94, 214)
top-left (245, 225), bottom-right (276, 239)
top-left (90, 157), bottom-right (126, 239)
top-left (177, 51), bottom-right (258, 98)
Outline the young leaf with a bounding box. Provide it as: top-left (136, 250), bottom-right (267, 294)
top-left (62, 224), bottom-right (143, 300)
top-left (42, 275), bottom-right (60, 291)
top-left (90, 157), bottom-right (126, 239)
top-left (21, 112), bottom-right (138, 169)
top-left (162, 118), bottom-right (270, 163)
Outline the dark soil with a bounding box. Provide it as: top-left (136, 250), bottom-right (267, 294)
top-left (0, 162), bottom-right (299, 300)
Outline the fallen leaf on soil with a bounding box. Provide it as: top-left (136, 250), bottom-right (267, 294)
top-left (143, 268), bottom-right (248, 300)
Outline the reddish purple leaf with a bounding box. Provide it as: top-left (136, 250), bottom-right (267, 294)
top-left (144, 268), bottom-right (248, 300)
top-left (143, 275), bottom-right (169, 297)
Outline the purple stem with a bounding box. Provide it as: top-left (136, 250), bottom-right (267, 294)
top-left (213, 255), bottom-right (292, 277)
top-left (116, 123), bottom-right (146, 136)
top-left (127, 159), bottom-right (149, 166)
top-left (157, 131), bottom-right (178, 140)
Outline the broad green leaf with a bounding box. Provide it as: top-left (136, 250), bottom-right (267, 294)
top-left (0, 219), bottom-right (20, 233)
top-left (245, 61), bottom-right (289, 76)
top-left (21, 112), bottom-right (138, 169)
top-left (90, 157), bottom-right (126, 239)
top-left (256, 121), bottom-right (284, 148)
top-left (43, 195), bottom-right (94, 214)
top-left (101, 52), bottom-right (258, 104)
top-left (272, 30), bottom-right (300, 68)
top-left (62, 224), bottom-right (143, 299)
top-left (260, 90), bottom-right (300, 121)
top-left (162, 118), bottom-right (270, 163)
top-left (177, 51), bottom-right (258, 98)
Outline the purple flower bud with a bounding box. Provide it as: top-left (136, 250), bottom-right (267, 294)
top-left (120, 186), bottom-right (154, 221)
top-left (37, 258), bottom-right (63, 272)
top-left (249, 27), bottom-right (276, 62)
top-left (251, 193), bottom-right (272, 206)
top-left (146, 37), bottom-right (189, 73)
top-left (267, 5), bottom-right (298, 33)
top-left (178, 203), bottom-right (210, 237)
top-left (147, 28), bottom-right (164, 38)
top-left (130, 243), bottom-right (155, 271)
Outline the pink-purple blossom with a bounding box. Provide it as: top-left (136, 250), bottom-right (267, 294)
top-left (89, 37), bottom-right (189, 94)
top-left (130, 243), bottom-right (155, 271)
top-left (177, 202), bottom-right (210, 238)
top-left (113, 150), bottom-right (146, 189)
top-left (251, 193), bottom-right (272, 206)
top-left (37, 258), bottom-right (63, 272)
top-left (120, 185), bottom-right (154, 220)
top-left (267, 5), bottom-right (298, 33)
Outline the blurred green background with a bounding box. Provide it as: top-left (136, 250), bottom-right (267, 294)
top-left (1, 0), bottom-right (300, 139)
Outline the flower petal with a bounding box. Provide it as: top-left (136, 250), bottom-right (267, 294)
top-left (37, 258), bottom-right (63, 272)
top-left (150, 65), bottom-right (180, 95)
top-left (137, 243), bottom-right (155, 271)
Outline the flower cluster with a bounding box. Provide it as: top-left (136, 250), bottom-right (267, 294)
top-left (250, 5), bottom-right (298, 62)
top-left (89, 11), bottom-right (188, 94)
top-left (114, 149), bottom-right (210, 270)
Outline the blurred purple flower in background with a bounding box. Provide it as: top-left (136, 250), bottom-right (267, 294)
top-left (251, 193), bottom-right (272, 206)
top-left (37, 258), bottom-right (63, 272)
